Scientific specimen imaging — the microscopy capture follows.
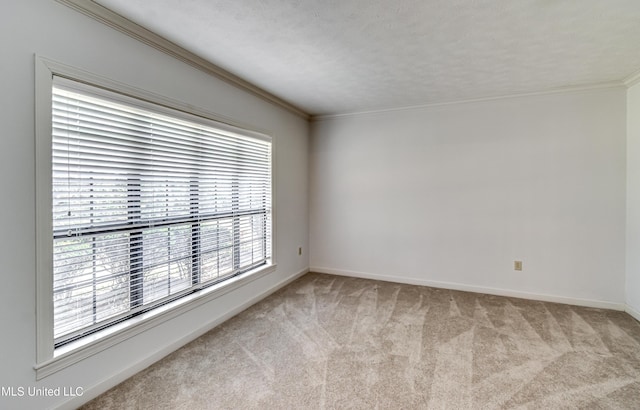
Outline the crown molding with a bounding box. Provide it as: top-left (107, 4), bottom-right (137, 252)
top-left (56, 0), bottom-right (309, 119)
top-left (311, 80), bottom-right (625, 121)
top-left (624, 69), bottom-right (640, 88)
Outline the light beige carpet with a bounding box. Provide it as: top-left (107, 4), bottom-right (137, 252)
top-left (82, 273), bottom-right (640, 409)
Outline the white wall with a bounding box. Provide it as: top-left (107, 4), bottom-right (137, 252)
top-left (0, 1), bottom-right (308, 409)
top-left (627, 81), bottom-right (640, 319)
top-left (310, 88), bottom-right (627, 307)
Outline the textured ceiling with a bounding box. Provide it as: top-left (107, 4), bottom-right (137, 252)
top-left (94, 0), bottom-right (640, 116)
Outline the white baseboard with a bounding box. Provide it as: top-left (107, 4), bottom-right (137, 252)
top-left (310, 266), bottom-right (625, 311)
top-left (626, 303), bottom-right (640, 322)
top-left (57, 267), bottom-right (309, 410)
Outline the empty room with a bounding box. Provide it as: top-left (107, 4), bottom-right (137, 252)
top-left (2, 0), bottom-right (640, 408)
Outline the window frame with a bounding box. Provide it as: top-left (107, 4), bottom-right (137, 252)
top-left (34, 56), bottom-right (277, 379)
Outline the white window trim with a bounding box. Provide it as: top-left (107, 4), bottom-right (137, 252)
top-left (34, 56), bottom-right (277, 379)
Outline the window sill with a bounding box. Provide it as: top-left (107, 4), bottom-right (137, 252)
top-left (34, 263), bottom-right (276, 380)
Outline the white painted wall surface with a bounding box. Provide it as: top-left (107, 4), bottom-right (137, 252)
top-left (310, 88), bottom-right (626, 308)
top-left (0, 1), bottom-right (308, 408)
top-left (627, 81), bottom-right (640, 319)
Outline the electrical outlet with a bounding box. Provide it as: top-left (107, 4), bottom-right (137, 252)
top-left (298, 247), bottom-right (302, 256)
top-left (514, 261), bottom-right (523, 271)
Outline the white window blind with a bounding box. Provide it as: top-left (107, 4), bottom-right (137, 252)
top-left (51, 77), bottom-right (271, 345)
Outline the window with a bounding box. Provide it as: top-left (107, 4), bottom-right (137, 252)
top-left (47, 75), bottom-right (272, 348)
